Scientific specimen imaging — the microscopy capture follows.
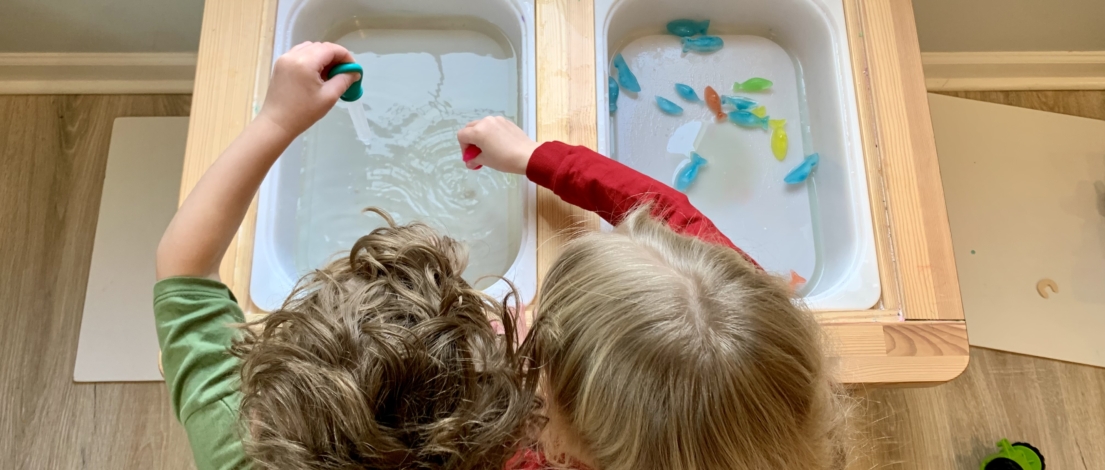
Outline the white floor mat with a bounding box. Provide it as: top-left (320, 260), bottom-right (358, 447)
top-left (931, 94), bottom-right (1105, 367)
top-left (74, 117), bottom-right (188, 382)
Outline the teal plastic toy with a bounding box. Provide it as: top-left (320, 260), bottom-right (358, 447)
top-left (674, 152), bottom-right (707, 192)
top-left (327, 62), bottom-right (364, 102)
top-left (655, 96), bottom-right (684, 116)
top-left (980, 439), bottom-right (1045, 470)
top-left (666, 19), bottom-right (710, 37)
top-left (784, 153), bottom-right (819, 184)
top-left (682, 35), bottom-right (724, 53)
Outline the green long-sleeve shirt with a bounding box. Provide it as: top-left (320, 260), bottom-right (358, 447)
top-left (154, 277), bottom-right (250, 470)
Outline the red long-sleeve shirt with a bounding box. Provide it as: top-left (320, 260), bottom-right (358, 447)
top-left (526, 141), bottom-right (761, 270)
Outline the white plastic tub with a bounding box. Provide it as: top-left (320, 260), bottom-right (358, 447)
top-left (595, 0), bottom-right (879, 310)
top-left (251, 0), bottom-right (538, 312)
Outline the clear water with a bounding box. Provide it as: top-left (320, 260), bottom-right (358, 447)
top-left (294, 25), bottom-right (522, 289)
top-left (609, 34), bottom-right (818, 284)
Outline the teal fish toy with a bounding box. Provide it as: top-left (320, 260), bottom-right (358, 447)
top-left (612, 53), bottom-right (641, 93)
top-left (784, 153), bottom-right (820, 184)
top-left (667, 19), bottom-right (710, 37)
top-left (656, 96), bottom-right (684, 115)
top-left (609, 76), bottom-right (619, 113)
top-left (682, 36), bottom-right (724, 53)
top-left (674, 83), bottom-right (700, 102)
top-left (675, 152), bottom-right (708, 191)
top-left (728, 109), bottom-right (770, 130)
top-left (721, 95), bottom-right (757, 111)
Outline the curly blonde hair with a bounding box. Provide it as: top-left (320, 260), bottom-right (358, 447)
top-left (522, 206), bottom-right (850, 470)
top-left (232, 208), bottom-right (539, 469)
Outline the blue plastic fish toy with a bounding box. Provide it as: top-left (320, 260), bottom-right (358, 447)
top-left (667, 19), bottom-right (710, 37)
top-left (682, 36), bottom-right (724, 53)
top-left (728, 109), bottom-right (770, 130)
top-left (721, 95), bottom-right (757, 111)
top-left (674, 83), bottom-right (699, 102)
top-left (675, 152), bottom-right (708, 192)
top-left (784, 153), bottom-right (820, 184)
top-left (612, 53), bottom-right (641, 93)
top-left (609, 76), bottom-right (619, 113)
top-left (656, 96), bottom-right (684, 115)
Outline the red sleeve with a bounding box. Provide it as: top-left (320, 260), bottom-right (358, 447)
top-left (526, 141), bottom-right (761, 269)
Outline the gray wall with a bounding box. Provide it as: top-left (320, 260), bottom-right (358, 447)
top-left (914, 0), bottom-right (1105, 52)
top-left (0, 0), bottom-right (1102, 53)
top-left (0, 0), bottom-right (204, 52)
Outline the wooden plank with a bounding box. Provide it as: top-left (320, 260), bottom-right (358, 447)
top-left (533, 0), bottom-right (602, 291)
top-left (883, 322), bottom-right (968, 357)
top-left (815, 308), bottom-right (900, 324)
top-left (841, 0), bottom-right (900, 312)
top-left (179, 0), bottom-right (270, 301)
top-left (825, 322), bottom-right (969, 383)
top-left (230, 0), bottom-right (278, 314)
top-left (837, 354), bottom-right (968, 385)
top-left (824, 324), bottom-right (887, 357)
top-left (847, 0), bottom-right (964, 320)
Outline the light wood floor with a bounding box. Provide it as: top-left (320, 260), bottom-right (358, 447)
top-left (0, 91), bottom-right (1102, 469)
top-left (0, 95), bottom-right (195, 470)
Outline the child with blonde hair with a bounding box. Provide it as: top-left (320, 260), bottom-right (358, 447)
top-left (459, 117), bottom-right (849, 470)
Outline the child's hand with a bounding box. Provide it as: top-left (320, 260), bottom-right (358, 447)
top-left (258, 41), bottom-right (359, 137)
top-left (456, 116), bottom-right (540, 175)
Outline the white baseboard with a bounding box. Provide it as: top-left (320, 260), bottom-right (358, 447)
top-left (0, 53), bottom-right (196, 94)
top-left (922, 51), bottom-right (1105, 91)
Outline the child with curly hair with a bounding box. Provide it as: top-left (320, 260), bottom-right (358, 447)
top-left (155, 43), bottom-right (537, 470)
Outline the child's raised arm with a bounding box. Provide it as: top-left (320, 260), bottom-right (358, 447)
top-left (156, 42), bottom-right (359, 281)
top-left (457, 117), bottom-right (760, 269)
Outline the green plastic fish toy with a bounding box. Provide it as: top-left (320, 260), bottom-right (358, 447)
top-left (733, 77), bottom-right (773, 92)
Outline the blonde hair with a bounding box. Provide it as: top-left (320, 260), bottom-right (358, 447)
top-left (232, 208), bottom-right (539, 469)
top-left (522, 206), bottom-right (848, 470)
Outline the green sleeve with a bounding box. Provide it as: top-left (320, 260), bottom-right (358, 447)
top-left (154, 277), bottom-right (251, 470)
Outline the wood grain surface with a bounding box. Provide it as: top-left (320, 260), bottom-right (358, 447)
top-left (845, 0), bottom-right (963, 321)
top-left (0, 95), bottom-right (194, 469)
top-left (533, 0), bottom-right (602, 292)
top-left (180, 0), bottom-right (270, 302)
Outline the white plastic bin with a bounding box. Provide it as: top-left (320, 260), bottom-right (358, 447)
top-left (595, 0), bottom-right (880, 310)
top-left (251, 0), bottom-right (538, 312)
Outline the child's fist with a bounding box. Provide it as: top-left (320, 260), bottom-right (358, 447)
top-left (258, 42), bottom-right (359, 136)
top-left (456, 116), bottom-right (539, 175)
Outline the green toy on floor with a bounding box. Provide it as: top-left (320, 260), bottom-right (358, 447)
top-left (980, 439), bottom-right (1045, 470)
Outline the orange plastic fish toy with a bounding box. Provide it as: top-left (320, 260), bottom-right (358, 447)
top-left (789, 270), bottom-right (807, 291)
top-left (704, 86), bottom-right (725, 121)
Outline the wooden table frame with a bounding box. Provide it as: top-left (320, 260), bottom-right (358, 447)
top-left (180, 0), bottom-right (967, 385)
